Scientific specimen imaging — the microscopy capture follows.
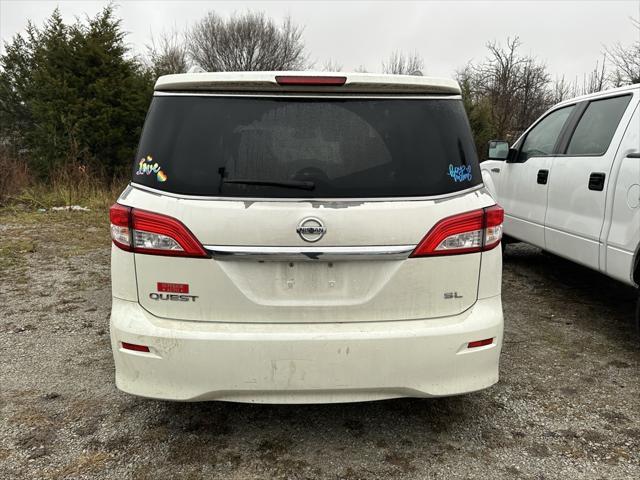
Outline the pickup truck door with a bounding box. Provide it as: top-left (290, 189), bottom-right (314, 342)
top-left (498, 104), bottom-right (575, 249)
top-left (602, 101), bottom-right (640, 285)
top-left (545, 93), bottom-right (635, 270)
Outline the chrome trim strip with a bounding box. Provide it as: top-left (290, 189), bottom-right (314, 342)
top-left (129, 182), bottom-right (484, 203)
top-left (154, 91), bottom-right (462, 100)
top-left (204, 245), bottom-right (415, 261)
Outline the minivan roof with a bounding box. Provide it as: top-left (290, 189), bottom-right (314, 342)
top-left (154, 71), bottom-right (461, 95)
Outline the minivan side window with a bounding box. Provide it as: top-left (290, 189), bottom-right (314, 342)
top-left (566, 95), bottom-right (632, 156)
top-left (518, 105), bottom-right (575, 162)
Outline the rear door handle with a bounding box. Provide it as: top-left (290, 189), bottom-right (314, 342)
top-left (491, 167), bottom-right (501, 173)
top-left (588, 172), bottom-right (606, 191)
top-left (537, 169), bottom-right (549, 184)
top-left (626, 152), bottom-right (640, 158)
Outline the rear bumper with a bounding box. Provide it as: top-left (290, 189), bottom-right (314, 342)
top-left (109, 295), bottom-right (503, 403)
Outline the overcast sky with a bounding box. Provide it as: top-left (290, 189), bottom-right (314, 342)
top-left (1, 0), bottom-right (639, 81)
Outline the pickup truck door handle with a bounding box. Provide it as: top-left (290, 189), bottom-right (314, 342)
top-left (626, 152), bottom-right (640, 158)
top-left (537, 169), bottom-right (549, 184)
top-left (491, 167), bottom-right (501, 173)
top-left (588, 172), bottom-right (606, 191)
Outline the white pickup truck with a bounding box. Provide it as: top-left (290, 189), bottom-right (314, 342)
top-left (481, 84), bottom-right (640, 331)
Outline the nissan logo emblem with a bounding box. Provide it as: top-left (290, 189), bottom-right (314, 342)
top-left (296, 217), bottom-right (326, 242)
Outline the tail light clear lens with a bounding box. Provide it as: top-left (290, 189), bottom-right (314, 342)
top-left (109, 203), bottom-right (208, 258)
top-left (133, 230), bottom-right (183, 251)
top-left (410, 205), bottom-right (504, 257)
top-left (437, 230), bottom-right (483, 252)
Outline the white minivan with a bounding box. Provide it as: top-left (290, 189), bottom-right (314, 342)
top-left (109, 72), bottom-right (504, 403)
top-left (482, 84), bottom-right (640, 329)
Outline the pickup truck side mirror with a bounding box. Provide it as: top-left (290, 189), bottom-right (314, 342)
top-left (487, 140), bottom-right (510, 161)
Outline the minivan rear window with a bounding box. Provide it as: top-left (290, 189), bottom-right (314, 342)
top-left (133, 95), bottom-right (481, 198)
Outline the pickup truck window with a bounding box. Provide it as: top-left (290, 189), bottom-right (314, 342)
top-left (567, 95), bottom-right (631, 156)
top-left (519, 105), bottom-right (575, 161)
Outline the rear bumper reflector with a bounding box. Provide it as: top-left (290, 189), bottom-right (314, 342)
top-left (121, 342), bottom-right (150, 353)
top-left (467, 338), bottom-right (494, 348)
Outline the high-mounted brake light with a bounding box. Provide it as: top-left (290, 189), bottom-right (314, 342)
top-left (109, 203), bottom-right (208, 258)
top-left (275, 75), bottom-right (347, 86)
top-left (410, 205), bottom-right (504, 257)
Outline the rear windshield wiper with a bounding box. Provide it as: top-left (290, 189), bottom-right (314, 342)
top-left (222, 178), bottom-right (315, 190)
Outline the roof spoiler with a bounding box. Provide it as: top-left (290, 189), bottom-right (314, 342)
top-left (154, 71), bottom-right (461, 95)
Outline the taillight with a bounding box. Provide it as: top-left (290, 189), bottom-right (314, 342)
top-left (410, 205), bottom-right (504, 257)
top-left (109, 203), bottom-right (208, 258)
top-left (275, 75), bottom-right (347, 86)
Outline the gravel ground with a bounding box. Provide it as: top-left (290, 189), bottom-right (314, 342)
top-left (1, 209), bottom-right (639, 480)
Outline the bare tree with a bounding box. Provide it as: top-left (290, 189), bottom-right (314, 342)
top-left (382, 51), bottom-right (424, 75)
top-left (580, 56), bottom-right (607, 94)
top-left (605, 18), bottom-right (640, 86)
top-left (321, 59), bottom-right (342, 72)
top-left (551, 75), bottom-right (571, 104)
top-left (516, 56), bottom-right (552, 132)
top-left (354, 65), bottom-right (369, 73)
top-left (188, 11), bottom-right (307, 71)
top-left (458, 34), bottom-right (636, 159)
top-left (550, 56), bottom-right (608, 105)
top-left (146, 28), bottom-right (189, 77)
top-left (458, 37), bottom-right (551, 140)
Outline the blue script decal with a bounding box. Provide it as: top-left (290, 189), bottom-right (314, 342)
top-left (448, 164), bottom-right (473, 182)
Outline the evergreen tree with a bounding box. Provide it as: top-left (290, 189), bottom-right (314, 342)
top-left (0, 6), bottom-right (153, 178)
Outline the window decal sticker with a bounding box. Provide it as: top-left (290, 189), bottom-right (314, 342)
top-left (136, 155), bottom-right (167, 182)
top-left (448, 164), bottom-right (473, 182)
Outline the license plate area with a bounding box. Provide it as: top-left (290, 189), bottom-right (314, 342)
top-left (279, 261), bottom-right (341, 293)
top-left (216, 259), bottom-right (401, 307)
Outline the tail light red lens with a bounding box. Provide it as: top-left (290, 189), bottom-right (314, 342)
top-left (410, 205), bottom-right (504, 257)
top-left (109, 203), bottom-right (208, 258)
top-left (275, 75), bottom-right (347, 86)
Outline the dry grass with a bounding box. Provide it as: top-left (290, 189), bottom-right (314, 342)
top-left (0, 148), bottom-right (31, 203)
top-left (0, 155), bottom-right (122, 279)
top-left (0, 208), bottom-right (111, 276)
top-left (9, 174), bottom-right (126, 211)
top-left (0, 196), bottom-right (112, 283)
top-left (0, 149), bottom-right (127, 210)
